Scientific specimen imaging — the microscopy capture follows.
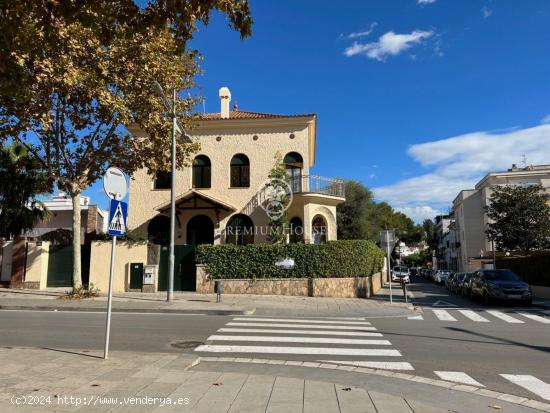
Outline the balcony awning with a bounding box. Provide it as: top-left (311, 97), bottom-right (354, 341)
top-left (156, 189), bottom-right (236, 213)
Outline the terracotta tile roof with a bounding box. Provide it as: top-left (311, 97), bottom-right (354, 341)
top-left (199, 110), bottom-right (316, 120)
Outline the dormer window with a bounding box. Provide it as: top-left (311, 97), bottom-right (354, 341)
top-left (154, 170), bottom-right (171, 190)
top-left (193, 155), bottom-right (211, 188)
top-left (230, 154), bottom-right (250, 188)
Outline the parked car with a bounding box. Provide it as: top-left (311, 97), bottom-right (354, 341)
top-left (450, 272), bottom-right (466, 294)
top-left (434, 270), bottom-right (452, 284)
top-left (460, 272), bottom-right (475, 296)
top-left (469, 269), bottom-right (532, 305)
top-left (444, 273), bottom-right (456, 290)
top-left (391, 266), bottom-right (410, 283)
top-left (410, 267), bottom-right (418, 277)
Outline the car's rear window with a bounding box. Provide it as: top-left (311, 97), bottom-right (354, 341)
top-left (483, 270), bottom-right (521, 281)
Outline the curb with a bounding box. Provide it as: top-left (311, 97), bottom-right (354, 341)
top-left (196, 357), bottom-right (550, 412)
top-left (0, 305), bottom-right (256, 316)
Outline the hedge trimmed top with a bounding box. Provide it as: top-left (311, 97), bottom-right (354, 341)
top-left (195, 240), bottom-right (384, 279)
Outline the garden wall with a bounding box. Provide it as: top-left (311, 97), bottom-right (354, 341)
top-left (196, 265), bottom-right (380, 298)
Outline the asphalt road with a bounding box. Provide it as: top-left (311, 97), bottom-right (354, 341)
top-left (1, 277), bottom-right (549, 402)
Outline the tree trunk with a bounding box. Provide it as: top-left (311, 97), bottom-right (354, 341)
top-left (71, 192), bottom-right (82, 289)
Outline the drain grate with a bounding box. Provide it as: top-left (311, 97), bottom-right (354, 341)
top-left (171, 341), bottom-right (203, 349)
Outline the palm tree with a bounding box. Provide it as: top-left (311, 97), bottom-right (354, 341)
top-left (0, 144), bottom-right (52, 239)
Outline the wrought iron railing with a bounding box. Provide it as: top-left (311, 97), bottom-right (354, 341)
top-left (287, 175), bottom-right (345, 198)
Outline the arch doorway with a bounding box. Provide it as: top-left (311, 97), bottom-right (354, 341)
top-left (312, 215), bottom-right (327, 244)
top-left (187, 215), bottom-right (214, 245)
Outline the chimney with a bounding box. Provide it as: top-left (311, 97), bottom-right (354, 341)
top-left (219, 87), bottom-right (231, 119)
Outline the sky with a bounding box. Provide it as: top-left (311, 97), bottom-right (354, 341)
top-left (84, 0), bottom-right (550, 223)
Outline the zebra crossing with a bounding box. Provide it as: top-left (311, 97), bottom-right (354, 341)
top-left (194, 315), bottom-right (550, 402)
top-left (408, 309), bottom-right (550, 324)
top-left (194, 315), bottom-right (414, 370)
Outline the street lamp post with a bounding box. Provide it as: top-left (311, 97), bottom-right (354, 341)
top-left (152, 82), bottom-right (191, 302)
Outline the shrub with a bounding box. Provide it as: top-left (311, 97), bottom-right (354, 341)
top-left (60, 283), bottom-right (100, 300)
top-left (196, 240), bottom-right (384, 280)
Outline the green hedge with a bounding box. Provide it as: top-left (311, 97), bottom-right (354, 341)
top-left (195, 240), bottom-right (384, 280)
top-left (496, 253), bottom-right (550, 287)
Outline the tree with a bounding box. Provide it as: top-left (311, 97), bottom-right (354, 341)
top-left (337, 180), bottom-right (425, 243)
top-left (485, 185), bottom-right (550, 255)
top-left (337, 181), bottom-right (374, 240)
top-left (0, 1), bottom-right (252, 287)
top-left (422, 218), bottom-right (437, 250)
top-left (0, 144), bottom-right (52, 239)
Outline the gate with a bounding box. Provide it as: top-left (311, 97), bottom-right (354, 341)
top-left (158, 245), bottom-right (196, 291)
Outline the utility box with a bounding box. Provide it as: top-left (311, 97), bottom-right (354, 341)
top-left (129, 263), bottom-right (144, 290)
top-left (144, 265), bottom-right (156, 285)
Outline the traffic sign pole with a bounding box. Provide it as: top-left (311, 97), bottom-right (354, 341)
top-left (387, 243), bottom-right (392, 304)
top-left (104, 234), bottom-right (116, 359)
top-left (102, 167), bottom-right (129, 360)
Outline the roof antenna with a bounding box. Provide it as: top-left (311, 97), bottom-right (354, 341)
top-left (521, 154), bottom-right (527, 168)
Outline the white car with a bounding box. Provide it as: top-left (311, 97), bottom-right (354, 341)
top-left (434, 270), bottom-right (451, 284)
top-left (391, 266), bottom-right (410, 283)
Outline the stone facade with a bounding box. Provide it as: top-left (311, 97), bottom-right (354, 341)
top-left (196, 264), bottom-right (382, 298)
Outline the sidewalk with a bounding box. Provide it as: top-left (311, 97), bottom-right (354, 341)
top-left (0, 347), bottom-right (546, 413)
top-left (0, 288), bottom-right (415, 318)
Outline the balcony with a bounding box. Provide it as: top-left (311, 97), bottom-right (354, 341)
top-left (288, 175), bottom-right (345, 198)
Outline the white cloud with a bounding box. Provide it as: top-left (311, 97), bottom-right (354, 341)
top-left (417, 0), bottom-right (437, 4)
top-left (541, 114), bottom-right (550, 124)
top-left (482, 6), bottom-right (493, 18)
top-left (396, 206), bottom-right (444, 222)
top-left (344, 30), bottom-right (434, 61)
top-left (346, 22), bottom-right (378, 39)
top-left (374, 124), bottom-right (550, 221)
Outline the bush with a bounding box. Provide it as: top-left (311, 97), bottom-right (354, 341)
top-left (196, 240), bottom-right (384, 280)
top-left (496, 253), bottom-right (550, 287)
top-left (60, 283), bottom-right (100, 300)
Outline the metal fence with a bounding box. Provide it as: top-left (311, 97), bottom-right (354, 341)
top-left (288, 175), bottom-right (345, 198)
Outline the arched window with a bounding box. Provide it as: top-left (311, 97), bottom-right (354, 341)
top-left (225, 214), bottom-right (254, 245)
top-left (192, 155), bottom-right (211, 188)
top-left (230, 154), bottom-right (250, 188)
top-left (289, 217), bottom-right (304, 243)
top-left (284, 152), bottom-right (303, 193)
top-left (312, 215), bottom-right (327, 244)
top-left (154, 170), bottom-right (171, 190)
top-left (147, 215), bottom-right (170, 245)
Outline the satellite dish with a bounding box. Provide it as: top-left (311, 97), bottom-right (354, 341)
top-left (103, 167), bottom-right (128, 200)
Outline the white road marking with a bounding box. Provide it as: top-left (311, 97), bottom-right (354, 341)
top-left (458, 310), bottom-right (490, 322)
top-left (194, 345), bottom-right (402, 356)
top-left (434, 371), bottom-right (484, 387)
top-left (407, 315), bottom-right (424, 320)
top-left (500, 375), bottom-right (550, 401)
top-left (517, 313), bottom-right (550, 324)
top-left (432, 309), bottom-right (457, 321)
top-left (318, 360), bottom-right (414, 370)
top-left (207, 335), bottom-right (391, 345)
top-left (233, 317), bottom-right (371, 325)
top-left (486, 310), bottom-right (524, 324)
top-left (227, 322), bottom-right (377, 331)
top-left (218, 328), bottom-right (383, 337)
top-left (432, 300), bottom-right (458, 307)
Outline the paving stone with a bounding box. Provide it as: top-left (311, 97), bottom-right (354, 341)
top-left (266, 377), bottom-right (304, 413)
top-left (227, 374), bottom-right (275, 413)
top-left (368, 390), bottom-right (413, 413)
top-left (303, 380), bottom-right (340, 413)
top-left (335, 384), bottom-right (377, 413)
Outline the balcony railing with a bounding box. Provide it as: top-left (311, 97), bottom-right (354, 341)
top-left (288, 175), bottom-right (345, 198)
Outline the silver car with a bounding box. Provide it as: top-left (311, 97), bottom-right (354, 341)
top-left (391, 266), bottom-right (410, 283)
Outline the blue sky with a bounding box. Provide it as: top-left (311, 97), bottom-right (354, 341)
top-left (85, 0), bottom-right (550, 222)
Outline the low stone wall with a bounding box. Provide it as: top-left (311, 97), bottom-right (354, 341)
top-left (370, 271), bottom-right (384, 294)
top-left (531, 285), bottom-right (550, 300)
top-left (196, 265), bottom-right (379, 298)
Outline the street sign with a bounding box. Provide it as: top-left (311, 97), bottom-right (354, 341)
top-left (103, 167), bottom-right (128, 200)
top-left (380, 230), bottom-right (396, 248)
top-left (107, 199), bottom-right (128, 236)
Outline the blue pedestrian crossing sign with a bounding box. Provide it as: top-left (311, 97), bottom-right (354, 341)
top-left (108, 199), bottom-right (128, 236)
